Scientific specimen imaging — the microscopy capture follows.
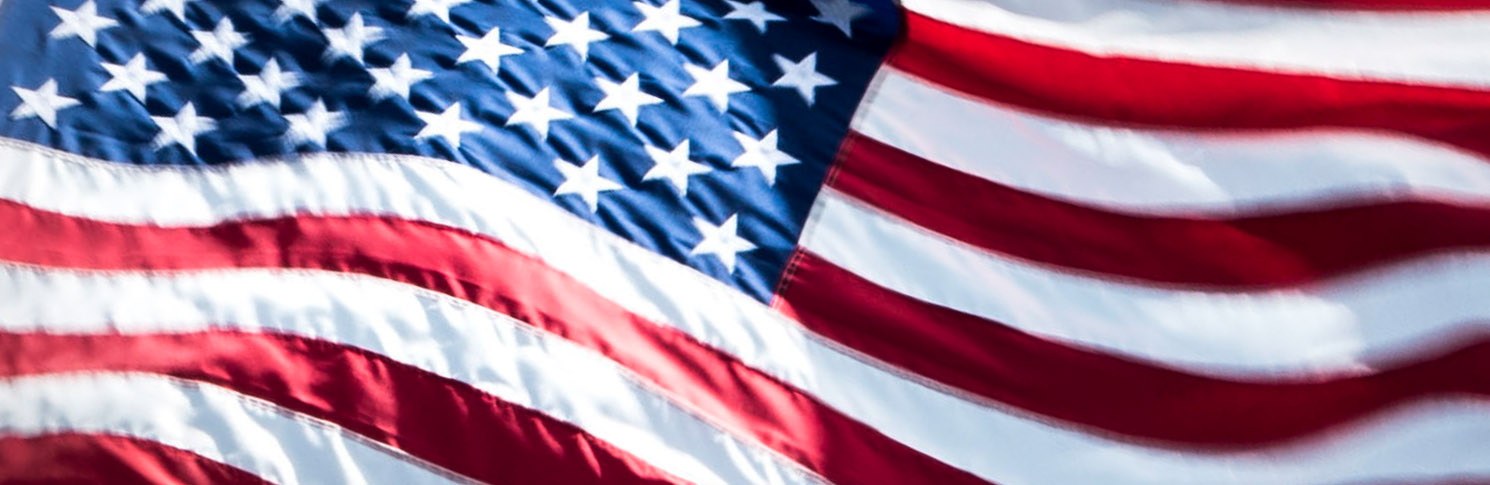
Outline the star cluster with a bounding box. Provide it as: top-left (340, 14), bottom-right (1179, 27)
top-left (0, 0), bottom-right (896, 300)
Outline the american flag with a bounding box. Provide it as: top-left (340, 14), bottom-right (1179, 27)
top-left (3, 0), bottom-right (1489, 482)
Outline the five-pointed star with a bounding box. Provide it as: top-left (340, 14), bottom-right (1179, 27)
top-left (99, 53), bottom-right (167, 103)
top-left (682, 60), bottom-right (750, 112)
top-left (368, 54), bottom-right (433, 100)
top-left (731, 129), bottom-right (798, 185)
top-left (553, 156), bottom-right (623, 213)
top-left (631, 0), bottom-right (700, 45)
top-left (140, 0), bottom-right (194, 21)
top-left (283, 98), bottom-right (347, 148)
top-left (274, 0), bottom-right (321, 23)
top-left (592, 73), bottom-right (661, 126)
top-left (456, 27), bottom-right (522, 73)
top-left (414, 102), bottom-right (483, 149)
top-left (406, 0), bottom-right (472, 23)
top-left (10, 79), bottom-right (80, 129)
top-left (809, 0), bottom-right (868, 37)
top-left (642, 140), bottom-right (711, 196)
top-left (151, 102), bottom-right (216, 155)
top-left (189, 18), bottom-right (249, 66)
top-left (505, 87), bottom-right (573, 139)
top-left (771, 52), bottom-right (836, 105)
top-left (322, 13), bottom-right (384, 65)
top-left (237, 58), bottom-right (301, 108)
top-left (545, 12), bottom-right (609, 60)
top-left (50, 1), bottom-right (118, 47)
top-left (689, 214), bottom-right (756, 273)
top-left (723, 1), bottom-right (783, 34)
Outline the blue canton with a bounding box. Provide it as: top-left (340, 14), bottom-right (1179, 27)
top-left (0, 0), bottom-right (897, 301)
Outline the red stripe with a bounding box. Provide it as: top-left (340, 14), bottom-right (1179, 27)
top-left (774, 251), bottom-right (1490, 448)
top-left (833, 132), bottom-right (1490, 287)
top-left (0, 332), bottom-right (682, 485)
top-left (892, 12), bottom-right (1490, 160)
top-left (0, 199), bottom-right (990, 485)
top-left (0, 433), bottom-right (271, 485)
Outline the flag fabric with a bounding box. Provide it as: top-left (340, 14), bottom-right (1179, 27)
top-left (2, 0), bottom-right (1490, 482)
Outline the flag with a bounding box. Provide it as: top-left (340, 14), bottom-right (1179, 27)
top-left (2, 0), bottom-right (1489, 483)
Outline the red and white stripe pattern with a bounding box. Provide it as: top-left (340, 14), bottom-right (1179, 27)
top-left (779, 0), bottom-right (1490, 482)
top-left (7, 1), bottom-right (1490, 484)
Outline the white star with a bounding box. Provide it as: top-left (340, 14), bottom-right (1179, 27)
top-left (236, 58), bottom-right (301, 108)
top-left (189, 18), bottom-right (249, 66)
top-left (274, 0), bottom-right (321, 23)
top-left (283, 98), bottom-right (347, 148)
top-left (553, 155), bottom-right (623, 213)
top-left (505, 87), bottom-right (572, 139)
top-left (414, 102), bottom-right (483, 149)
top-left (723, 1), bottom-right (783, 33)
top-left (592, 73), bottom-right (661, 126)
top-left (771, 53), bottom-right (836, 105)
top-left (810, 0), bottom-right (868, 37)
top-left (642, 140), bottom-right (711, 196)
top-left (545, 12), bottom-right (608, 60)
top-left (682, 60), bottom-right (750, 112)
top-left (632, 0), bottom-right (700, 45)
top-left (322, 13), bottom-right (384, 65)
top-left (151, 102), bottom-right (216, 155)
top-left (140, 0), bottom-right (194, 21)
top-left (731, 129), bottom-right (798, 185)
top-left (99, 54), bottom-right (167, 104)
top-left (690, 214), bottom-right (756, 273)
top-left (50, 1), bottom-right (118, 47)
top-left (456, 27), bottom-right (522, 73)
top-left (10, 79), bottom-right (80, 129)
top-left (368, 54), bottom-right (433, 100)
top-left (406, 0), bottom-right (472, 23)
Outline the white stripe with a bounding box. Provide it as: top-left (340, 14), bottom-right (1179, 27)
top-left (0, 264), bottom-right (819, 485)
top-left (6, 139), bottom-right (1490, 483)
top-left (902, 0), bottom-right (1490, 89)
top-left (857, 68), bottom-right (1490, 215)
top-left (804, 189), bottom-right (1490, 376)
top-left (0, 372), bottom-right (465, 485)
